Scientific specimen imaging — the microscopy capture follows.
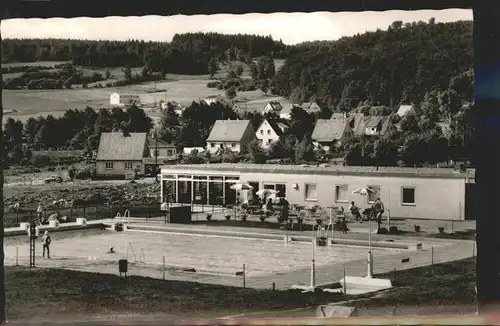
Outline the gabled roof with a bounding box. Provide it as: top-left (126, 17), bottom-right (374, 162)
top-left (312, 119), bottom-right (349, 142)
top-left (349, 115), bottom-right (392, 135)
top-left (96, 132), bottom-right (148, 161)
top-left (257, 119), bottom-right (287, 136)
top-left (265, 101), bottom-right (283, 111)
top-left (207, 120), bottom-right (252, 142)
top-left (397, 104), bottom-right (414, 117)
top-left (330, 112), bottom-right (347, 120)
top-left (147, 135), bottom-right (176, 148)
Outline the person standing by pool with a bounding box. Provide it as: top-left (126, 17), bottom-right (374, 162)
top-left (41, 230), bottom-right (51, 259)
top-left (36, 203), bottom-right (44, 224)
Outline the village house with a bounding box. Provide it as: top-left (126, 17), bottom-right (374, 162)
top-left (279, 102), bottom-right (322, 120)
top-left (312, 118), bottom-right (352, 151)
top-left (203, 95), bottom-right (225, 106)
top-left (147, 134), bottom-right (177, 158)
top-left (255, 119), bottom-right (289, 149)
top-left (348, 113), bottom-right (394, 138)
top-left (206, 120), bottom-right (256, 154)
top-left (96, 132), bottom-right (149, 179)
top-left (109, 92), bottom-right (141, 106)
top-left (396, 104), bottom-right (416, 118)
top-left (262, 101), bottom-right (283, 115)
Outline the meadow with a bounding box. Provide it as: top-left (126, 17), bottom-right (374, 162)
top-left (2, 59), bottom-right (288, 123)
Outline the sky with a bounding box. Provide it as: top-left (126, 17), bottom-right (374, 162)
top-left (1, 9), bottom-right (472, 45)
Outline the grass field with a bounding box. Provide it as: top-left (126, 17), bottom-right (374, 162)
top-left (4, 257), bottom-right (477, 321)
top-left (2, 60), bottom-right (288, 123)
top-left (5, 266), bottom-right (339, 321)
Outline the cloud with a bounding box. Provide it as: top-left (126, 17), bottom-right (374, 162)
top-left (1, 9), bottom-right (472, 45)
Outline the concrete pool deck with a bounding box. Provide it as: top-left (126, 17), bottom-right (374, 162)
top-left (4, 221), bottom-right (475, 290)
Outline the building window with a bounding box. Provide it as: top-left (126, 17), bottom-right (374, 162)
top-left (267, 130), bottom-right (271, 135)
top-left (401, 187), bottom-right (416, 205)
top-left (305, 184), bottom-right (317, 201)
top-left (167, 149), bottom-right (173, 156)
top-left (335, 184), bottom-right (348, 202)
top-left (125, 162), bottom-right (133, 170)
top-left (210, 143), bottom-right (215, 147)
top-left (267, 139), bottom-right (272, 144)
top-left (260, 130), bottom-right (264, 134)
top-left (263, 183), bottom-right (287, 198)
top-left (231, 143), bottom-right (236, 148)
top-left (368, 185), bottom-right (381, 203)
top-left (105, 163), bottom-right (114, 170)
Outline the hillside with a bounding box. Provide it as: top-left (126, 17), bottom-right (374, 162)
top-left (1, 33), bottom-right (288, 75)
top-left (272, 19), bottom-right (473, 110)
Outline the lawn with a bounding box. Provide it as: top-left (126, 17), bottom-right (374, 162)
top-left (352, 257), bottom-right (477, 308)
top-left (4, 266), bottom-right (339, 321)
top-left (2, 60), bottom-right (287, 123)
top-left (4, 257), bottom-right (478, 321)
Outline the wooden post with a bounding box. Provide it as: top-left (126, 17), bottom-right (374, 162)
top-left (431, 247), bottom-right (434, 266)
top-left (162, 256), bottom-right (166, 280)
top-left (343, 268), bottom-right (347, 295)
top-left (243, 263), bottom-right (246, 288)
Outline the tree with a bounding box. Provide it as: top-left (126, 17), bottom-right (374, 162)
top-left (233, 64), bottom-right (244, 77)
top-left (246, 139), bottom-right (267, 163)
top-left (270, 133), bottom-right (296, 159)
top-left (141, 66), bottom-right (149, 78)
top-left (249, 62), bottom-right (259, 80)
top-left (294, 136), bottom-right (315, 163)
top-left (123, 66), bottom-right (132, 81)
top-left (225, 86), bottom-right (237, 99)
top-left (208, 58), bottom-right (218, 79)
top-left (104, 68), bottom-right (111, 79)
top-left (159, 103), bottom-right (181, 144)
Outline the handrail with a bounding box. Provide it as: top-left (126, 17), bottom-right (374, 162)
top-left (126, 242), bottom-right (137, 261)
top-left (124, 209), bottom-right (131, 224)
top-left (137, 248), bottom-right (146, 263)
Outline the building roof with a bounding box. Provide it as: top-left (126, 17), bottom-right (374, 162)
top-left (397, 104), bottom-right (414, 117)
top-left (96, 132), bottom-right (148, 161)
top-left (160, 163), bottom-right (468, 179)
top-left (349, 114), bottom-right (392, 135)
top-left (265, 101), bottom-right (283, 111)
top-left (312, 119), bottom-right (349, 142)
top-left (258, 119), bottom-right (287, 136)
top-left (147, 135), bottom-right (176, 148)
top-left (330, 112), bottom-right (347, 120)
top-left (207, 120), bottom-right (251, 142)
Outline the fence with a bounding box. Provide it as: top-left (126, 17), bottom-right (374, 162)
top-left (3, 202), bottom-right (232, 227)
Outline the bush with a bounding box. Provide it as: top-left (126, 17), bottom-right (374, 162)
top-left (414, 224), bottom-right (421, 232)
top-left (206, 81), bottom-right (222, 88)
top-left (74, 169), bottom-right (91, 180)
top-left (438, 226), bottom-right (445, 234)
top-left (30, 155), bottom-right (55, 167)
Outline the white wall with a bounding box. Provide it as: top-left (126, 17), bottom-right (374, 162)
top-left (256, 120), bottom-right (280, 149)
top-left (238, 172), bottom-right (465, 220)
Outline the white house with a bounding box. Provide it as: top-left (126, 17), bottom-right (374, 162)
top-left (255, 119), bottom-right (289, 149)
top-left (312, 119), bottom-right (352, 151)
top-left (262, 101), bottom-right (283, 115)
top-left (279, 102), bottom-right (322, 120)
top-left (110, 92), bottom-right (141, 106)
top-left (203, 95), bottom-right (225, 106)
top-left (206, 120), bottom-right (256, 154)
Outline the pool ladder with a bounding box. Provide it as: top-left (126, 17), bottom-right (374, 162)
top-left (126, 242), bottom-right (146, 264)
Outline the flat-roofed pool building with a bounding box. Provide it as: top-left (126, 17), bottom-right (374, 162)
top-left (160, 164), bottom-right (474, 221)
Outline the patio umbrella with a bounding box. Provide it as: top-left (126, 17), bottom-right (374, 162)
top-left (230, 183), bottom-right (254, 191)
top-left (352, 187), bottom-right (375, 196)
top-left (255, 189), bottom-right (279, 199)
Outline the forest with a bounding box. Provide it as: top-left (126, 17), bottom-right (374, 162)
top-left (271, 19), bottom-right (473, 110)
top-left (2, 33), bottom-right (287, 74)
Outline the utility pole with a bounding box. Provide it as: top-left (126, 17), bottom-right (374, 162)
top-left (376, 121), bottom-right (381, 171)
top-left (154, 130), bottom-right (159, 182)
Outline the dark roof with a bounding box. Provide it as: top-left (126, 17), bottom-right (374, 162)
top-left (147, 135), bottom-right (176, 148)
top-left (264, 119), bottom-right (287, 136)
top-left (349, 115), bottom-right (392, 135)
top-left (96, 132), bottom-right (147, 161)
top-left (311, 119), bottom-right (349, 142)
top-left (207, 120), bottom-right (252, 142)
top-left (160, 163), bottom-right (468, 179)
